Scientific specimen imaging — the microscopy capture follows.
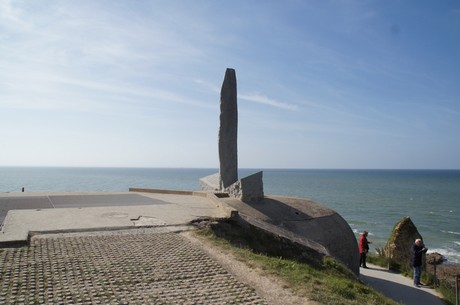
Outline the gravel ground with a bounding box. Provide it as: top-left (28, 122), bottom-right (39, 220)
top-left (0, 228), bottom-right (315, 305)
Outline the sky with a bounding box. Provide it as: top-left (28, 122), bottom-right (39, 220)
top-left (1, 1), bottom-right (459, 169)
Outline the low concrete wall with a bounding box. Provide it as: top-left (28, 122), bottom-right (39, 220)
top-left (129, 188), bottom-right (207, 197)
top-left (129, 188), bottom-right (238, 219)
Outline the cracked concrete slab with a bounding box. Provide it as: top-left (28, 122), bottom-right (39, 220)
top-left (0, 192), bottom-right (233, 246)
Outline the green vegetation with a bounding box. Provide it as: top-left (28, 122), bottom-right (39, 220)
top-left (437, 284), bottom-right (456, 305)
top-left (195, 226), bottom-right (401, 305)
top-left (366, 252), bottom-right (390, 268)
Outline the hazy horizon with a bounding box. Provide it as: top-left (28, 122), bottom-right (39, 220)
top-left (1, 165), bottom-right (459, 171)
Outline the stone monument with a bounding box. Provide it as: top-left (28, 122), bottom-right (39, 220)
top-left (219, 68), bottom-right (238, 188)
top-left (200, 68), bottom-right (264, 202)
top-left (200, 68), bottom-right (359, 275)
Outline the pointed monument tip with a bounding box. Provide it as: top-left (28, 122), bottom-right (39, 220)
top-left (224, 68), bottom-right (236, 83)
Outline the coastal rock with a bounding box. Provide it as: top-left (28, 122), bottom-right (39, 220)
top-left (427, 252), bottom-right (444, 265)
top-left (385, 216), bottom-right (423, 271)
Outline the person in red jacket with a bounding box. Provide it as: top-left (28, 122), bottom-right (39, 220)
top-left (359, 231), bottom-right (371, 268)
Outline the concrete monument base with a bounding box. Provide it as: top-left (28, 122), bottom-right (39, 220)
top-left (200, 171), bottom-right (264, 203)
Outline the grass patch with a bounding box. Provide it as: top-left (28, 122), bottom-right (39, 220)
top-left (366, 253), bottom-right (389, 268)
top-left (367, 252), bottom-right (403, 271)
top-left (437, 283), bottom-right (456, 305)
top-left (195, 224), bottom-right (401, 305)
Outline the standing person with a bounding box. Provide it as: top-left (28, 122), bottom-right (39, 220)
top-left (410, 238), bottom-right (428, 287)
top-left (359, 231), bottom-right (371, 268)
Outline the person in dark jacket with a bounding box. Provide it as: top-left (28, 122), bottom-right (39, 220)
top-left (359, 231), bottom-right (371, 268)
top-left (410, 239), bottom-right (428, 287)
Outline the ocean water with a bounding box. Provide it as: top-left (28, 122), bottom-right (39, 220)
top-left (1, 167), bottom-right (459, 264)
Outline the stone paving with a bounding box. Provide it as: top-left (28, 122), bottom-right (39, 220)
top-left (0, 230), bottom-right (267, 305)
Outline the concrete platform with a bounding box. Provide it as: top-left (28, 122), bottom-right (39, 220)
top-left (0, 191), bottom-right (447, 304)
top-left (0, 191), bottom-right (234, 246)
top-left (0, 192), bottom-right (173, 224)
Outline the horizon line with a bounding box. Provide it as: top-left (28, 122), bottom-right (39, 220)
top-left (1, 165), bottom-right (459, 171)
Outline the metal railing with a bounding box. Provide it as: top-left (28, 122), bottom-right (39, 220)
top-left (456, 274), bottom-right (459, 305)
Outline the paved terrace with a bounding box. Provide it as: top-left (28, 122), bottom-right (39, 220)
top-left (0, 190), bottom-right (233, 246)
top-left (0, 229), bottom-right (266, 304)
top-left (0, 191), bottom-right (446, 305)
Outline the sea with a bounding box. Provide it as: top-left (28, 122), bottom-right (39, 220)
top-left (1, 167), bottom-right (459, 264)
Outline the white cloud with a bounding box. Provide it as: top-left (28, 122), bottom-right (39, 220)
top-left (193, 80), bottom-right (298, 111)
top-left (0, 1), bottom-right (458, 169)
top-left (0, 0), bottom-right (23, 26)
top-left (239, 93), bottom-right (298, 110)
top-left (194, 79), bottom-right (220, 94)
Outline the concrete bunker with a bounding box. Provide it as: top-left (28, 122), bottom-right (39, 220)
top-left (200, 68), bottom-right (359, 274)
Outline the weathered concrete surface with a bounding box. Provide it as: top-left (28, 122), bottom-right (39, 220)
top-left (199, 172), bottom-right (222, 192)
top-left (1, 190), bottom-right (358, 275)
top-left (0, 196), bottom-right (53, 224)
top-left (220, 195), bottom-right (360, 275)
top-left (226, 171), bottom-right (264, 203)
top-left (0, 192), bottom-right (234, 246)
top-left (0, 229), bottom-right (266, 304)
top-left (0, 192), bottom-right (168, 224)
top-left (219, 68), bottom-right (238, 188)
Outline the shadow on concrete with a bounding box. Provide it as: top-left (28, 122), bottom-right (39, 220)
top-left (221, 195), bottom-right (360, 275)
top-left (223, 196), bottom-right (333, 225)
top-left (0, 196), bottom-right (53, 224)
top-left (49, 194), bottom-right (169, 208)
top-left (1, 193), bottom-right (171, 225)
top-left (244, 197), bottom-right (314, 223)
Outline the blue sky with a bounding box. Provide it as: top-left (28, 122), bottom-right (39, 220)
top-left (1, 1), bottom-right (459, 169)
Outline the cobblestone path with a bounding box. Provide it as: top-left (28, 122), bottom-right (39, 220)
top-left (0, 231), bottom-right (267, 304)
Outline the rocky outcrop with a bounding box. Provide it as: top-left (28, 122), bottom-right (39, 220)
top-left (385, 216), bottom-right (423, 271)
top-left (427, 252), bottom-right (444, 265)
